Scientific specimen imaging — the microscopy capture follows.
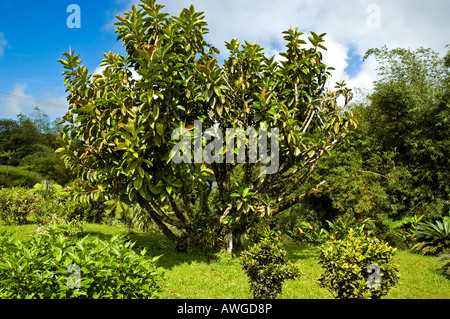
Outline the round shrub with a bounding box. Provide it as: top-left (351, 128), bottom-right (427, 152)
top-left (318, 229), bottom-right (399, 299)
top-left (241, 238), bottom-right (301, 299)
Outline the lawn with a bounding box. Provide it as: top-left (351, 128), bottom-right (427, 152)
top-left (1, 221), bottom-right (449, 299)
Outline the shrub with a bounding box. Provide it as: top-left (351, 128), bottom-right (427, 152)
top-left (194, 226), bottom-right (223, 257)
top-left (247, 225), bottom-right (282, 244)
top-left (0, 219), bottom-right (165, 298)
top-left (388, 214), bottom-right (424, 249)
top-left (241, 238), bottom-right (301, 299)
top-left (288, 221), bottom-right (329, 245)
top-left (32, 181), bottom-right (107, 223)
top-left (413, 216), bottom-right (450, 255)
top-left (0, 187), bottom-right (40, 225)
top-left (318, 229), bottom-right (399, 299)
top-left (325, 215), bottom-right (375, 239)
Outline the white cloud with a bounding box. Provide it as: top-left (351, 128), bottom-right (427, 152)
top-left (93, 64), bottom-right (142, 80)
top-left (113, 0), bottom-right (450, 94)
top-left (0, 83), bottom-right (68, 120)
top-left (0, 83), bottom-right (32, 119)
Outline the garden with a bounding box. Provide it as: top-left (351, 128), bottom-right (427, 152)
top-left (0, 183), bottom-right (448, 299)
top-left (0, 0), bottom-right (449, 300)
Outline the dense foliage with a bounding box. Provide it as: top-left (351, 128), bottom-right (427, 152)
top-left (0, 107), bottom-right (72, 186)
top-left (0, 182), bottom-right (108, 226)
top-left (0, 186), bottom-right (40, 225)
top-left (318, 229), bottom-right (399, 299)
top-left (57, 0), bottom-right (355, 252)
top-left (0, 218), bottom-right (165, 299)
top-left (241, 238), bottom-right (301, 299)
top-left (275, 46), bottom-right (450, 251)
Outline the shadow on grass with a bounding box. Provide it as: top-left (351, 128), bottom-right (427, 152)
top-left (79, 228), bottom-right (209, 270)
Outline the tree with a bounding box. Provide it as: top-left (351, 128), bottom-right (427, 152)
top-left (57, 0), bottom-right (356, 252)
top-left (302, 46), bottom-right (449, 230)
top-left (364, 46), bottom-right (449, 219)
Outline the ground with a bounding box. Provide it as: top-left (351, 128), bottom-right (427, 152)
top-left (1, 221), bottom-right (449, 299)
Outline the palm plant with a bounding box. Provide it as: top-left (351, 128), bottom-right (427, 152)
top-left (413, 217), bottom-right (450, 255)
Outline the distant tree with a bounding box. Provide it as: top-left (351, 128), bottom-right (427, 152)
top-left (364, 46), bottom-right (449, 218)
top-left (298, 46), bottom-right (450, 228)
top-left (0, 108), bottom-right (72, 186)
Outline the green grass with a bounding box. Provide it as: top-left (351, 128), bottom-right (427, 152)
top-left (1, 222), bottom-right (449, 299)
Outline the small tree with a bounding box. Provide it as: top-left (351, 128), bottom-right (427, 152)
top-left (241, 238), bottom-right (301, 299)
top-left (57, 0), bottom-right (356, 252)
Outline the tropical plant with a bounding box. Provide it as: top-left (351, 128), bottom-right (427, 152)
top-left (326, 215), bottom-right (374, 239)
top-left (413, 217), bottom-right (450, 255)
top-left (57, 0), bottom-right (356, 252)
top-left (0, 219), bottom-right (165, 299)
top-left (388, 214), bottom-right (424, 247)
top-left (318, 229), bottom-right (399, 299)
top-left (241, 238), bottom-right (301, 299)
top-left (247, 225), bottom-right (282, 244)
top-left (289, 220), bottom-right (329, 245)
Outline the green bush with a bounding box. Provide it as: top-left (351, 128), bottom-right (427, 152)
top-left (318, 229), bottom-right (399, 299)
top-left (325, 215), bottom-right (375, 239)
top-left (0, 219), bottom-right (165, 298)
top-left (194, 226), bottom-right (223, 257)
top-left (0, 187), bottom-right (40, 225)
top-left (32, 181), bottom-right (106, 224)
top-left (413, 216), bottom-right (450, 255)
top-left (388, 214), bottom-right (424, 249)
top-left (241, 238), bottom-right (301, 299)
top-left (288, 221), bottom-right (329, 245)
top-left (247, 225), bottom-right (282, 244)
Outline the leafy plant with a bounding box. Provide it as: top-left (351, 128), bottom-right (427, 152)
top-left (0, 186), bottom-right (40, 225)
top-left (57, 0), bottom-right (356, 253)
top-left (389, 214), bottom-right (424, 247)
top-left (318, 229), bottom-right (399, 299)
top-left (241, 238), bottom-right (301, 299)
top-left (288, 221), bottom-right (329, 245)
top-left (326, 215), bottom-right (375, 239)
top-left (0, 220), bottom-right (165, 298)
top-left (192, 226), bottom-right (223, 258)
top-left (247, 225), bottom-right (282, 244)
top-left (413, 217), bottom-right (450, 255)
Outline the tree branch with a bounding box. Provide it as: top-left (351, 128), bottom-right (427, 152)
top-left (271, 180), bottom-right (326, 215)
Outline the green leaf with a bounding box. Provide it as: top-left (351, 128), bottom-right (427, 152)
top-left (333, 121), bottom-right (340, 134)
top-left (156, 123), bottom-right (164, 136)
top-left (153, 104), bottom-right (160, 120)
top-left (134, 176), bottom-right (143, 190)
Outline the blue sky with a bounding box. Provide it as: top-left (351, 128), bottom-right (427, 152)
top-left (0, 0), bottom-right (126, 120)
top-left (0, 0), bottom-right (449, 121)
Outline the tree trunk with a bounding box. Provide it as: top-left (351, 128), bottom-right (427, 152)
top-left (224, 231), bottom-right (233, 255)
top-left (224, 229), bottom-right (246, 255)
